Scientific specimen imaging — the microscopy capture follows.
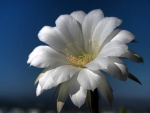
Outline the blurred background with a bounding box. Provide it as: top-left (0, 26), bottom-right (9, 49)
top-left (0, 0), bottom-right (150, 113)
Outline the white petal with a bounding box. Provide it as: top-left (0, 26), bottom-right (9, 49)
top-left (117, 19), bottom-right (122, 26)
top-left (92, 17), bottom-right (122, 50)
top-left (115, 63), bottom-right (128, 77)
top-left (82, 9), bottom-right (104, 39)
top-left (107, 64), bottom-right (123, 80)
top-left (27, 46), bottom-right (46, 63)
top-left (55, 15), bottom-right (84, 53)
top-left (39, 69), bottom-right (56, 90)
top-left (121, 50), bottom-right (143, 63)
top-left (98, 29), bottom-right (121, 52)
top-left (36, 84), bottom-right (44, 96)
top-left (57, 82), bottom-right (69, 113)
top-left (68, 74), bottom-right (80, 96)
top-left (35, 72), bottom-right (45, 85)
top-left (27, 46), bottom-right (69, 68)
top-left (97, 29), bottom-right (134, 53)
top-left (38, 26), bottom-right (66, 54)
top-left (106, 57), bottom-right (128, 81)
top-left (34, 66), bottom-right (52, 85)
top-left (70, 86), bottom-right (87, 108)
top-left (111, 30), bottom-right (135, 43)
top-left (82, 9), bottom-right (104, 53)
top-left (68, 74), bottom-right (86, 108)
top-left (70, 11), bottom-right (86, 24)
top-left (94, 70), bottom-right (113, 91)
top-left (52, 65), bottom-right (80, 85)
top-left (39, 65), bottom-right (80, 90)
top-left (100, 40), bottom-right (128, 57)
top-left (85, 56), bottom-right (108, 70)
top-left (96, 71), bottom-right (113, 106)
top-left (77, 69), bottom-right (101, 91)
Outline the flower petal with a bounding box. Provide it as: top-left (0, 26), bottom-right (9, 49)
top-left (57, 101), bottom-right (64, 113)
top-left (85, 56), bottom-right (108, 70)
top-left (100, 40), bottom-right (128, 57)
top-left (27, 46), bottom-right (45, 64)
top-left (52, 65), bottom-right (80, 85)
top-left (57, 81), bottom-right (69, 113)
top-left (27, 46), bottom-right (69, 68)
top-left (55, 15), bottom-right (84, 54)
top-left (68, 73), bottom-right (87, 108)
top-left (121, 50), bottom-right (143, 63)
top-left (38, 26), bottom-right (66, 54)
top-left (34, 66), bottom-right (51, 85)
top-left (115, 63), bottom-right (128, 78)
top-left (77, 69), bottom-right (101, 91)
top-left (68, 74), bottom-right (80, 96)
top-left (98, 29), bottom-right (121, 52)
top-left (92, 17), bottom-right (120, 41)
top-left (82, 9), bottom-right (104, 53)
top-left (36, 67), bottom-right (59, 96)
top-left (128, 73), bottom-right (142, 85)
top-left (92, 17), bottom-right (122, 50)
top-left (97, 30), bottom-right (135, 53)
top-left (36, 84), bottom-right (44, 96)
top-left (82, 9), bottom-right (104, 39)
top-left (70, 11), bottom-right (86, 24)
top-left (106, 57), bottom-right (128, 81)
top-left (133, 53), bottom-right (143, 63)
top-left (96, 71), bottom-right (114, 106)
top-left (111, 30), bottom-right (135, 43)
top-left (70, 86), bottom-right (87, 108)
top-left (39, 69), bottom-right (56, 90)
top-left (39, 65), bottom-right (80, 90)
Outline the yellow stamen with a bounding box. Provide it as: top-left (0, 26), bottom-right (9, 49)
top-left (66, 52), bottom-right (97, 67)
top-left (63, 39), bottom-right (100, 67)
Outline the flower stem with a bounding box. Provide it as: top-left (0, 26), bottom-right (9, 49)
top-left (86, 88), bottom-right (100, 113)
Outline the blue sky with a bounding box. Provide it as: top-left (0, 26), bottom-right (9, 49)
top-left (0, 0), bottom-right (150, 110)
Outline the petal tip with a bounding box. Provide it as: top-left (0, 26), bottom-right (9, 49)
top-left (131, 39), bottom-right (139, 44)
top-left (36, 84), bottom-right (43, 96)
top-left (128, 73), bottom-right (142, 85)
top-left (57, 101), bottom-right (64, 113)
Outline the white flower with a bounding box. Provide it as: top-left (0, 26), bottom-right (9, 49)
top-left (27, 9), bottom-right (143, 112)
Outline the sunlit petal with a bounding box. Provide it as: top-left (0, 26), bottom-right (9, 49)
top-left (111, 30), bottom-right (135, 43)
top-left (27, 46), bottom-right (69, 68)
top-left (38, 26), bottom-right (66, 54)
top-left (77, 69), bottom-right (101, 91)
top-left (82, 9), bottom-right (104, 53)
top-left (100, 40), bottom-right (128, 57)
top-left (70, 86), bottom-right (87, 108)
top-left (52, 65), bottom-right (80, 85)
top-left (92, 17), bottom-right (122, 50)
top-left (56, 15), bottom-right (84, 53)
top-left (86, 56), bottom-right (108, 70)
top-left (36, 84), bottom-right (44, 96)
top-left (70, 11), bottom-right (86, 24)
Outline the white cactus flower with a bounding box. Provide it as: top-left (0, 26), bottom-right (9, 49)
top-left (27, 9), bottom-right (142, 113)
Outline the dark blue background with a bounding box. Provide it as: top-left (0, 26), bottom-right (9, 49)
top-left (0, 0), bottom-right (149, 111)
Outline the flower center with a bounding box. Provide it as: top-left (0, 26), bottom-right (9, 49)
top-left (63, 39), bottom-right (99, 67)
top-left (66, 52), bottom-right (97, 67)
